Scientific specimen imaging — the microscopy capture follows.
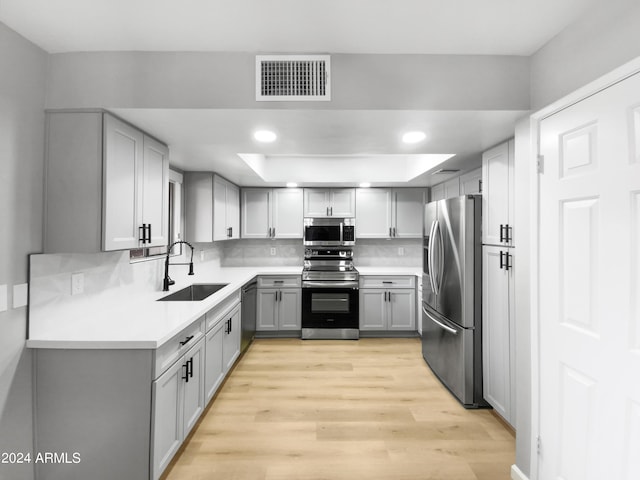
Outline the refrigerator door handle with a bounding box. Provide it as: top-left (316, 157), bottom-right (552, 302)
top-left (422, 305), bottom-right (458, 335)
top-left (427, 220), bottom-right (437, 294)
top-left (433, 220), bottom-right (444, 295)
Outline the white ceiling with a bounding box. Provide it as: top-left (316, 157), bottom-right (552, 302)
top-left (0, 0), bottom-right (598, 186)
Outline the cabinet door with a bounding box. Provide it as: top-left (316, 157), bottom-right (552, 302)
top-left (459, 168), bottom-right (482, 195)
top-left (242, 189), bottom-right (271, 238)
top-left (482, 245), bottom-right (512, 423)
top-left (388, 289), bottom-right (416, 330)
top-left (278, 289), bottom-right (302, 330)
top-left (256, 289), bottom-right (279, 330)
top-left (304, 189), bottom-right (331, 216)
top-left (204, 322), bottom-right (225, 403)
top-left (151, 358), bottom-right (183, 480)
top-left (103, 114), bottom-right (144, 251)
top-left (142, 135), bottom-right (170, 247)
top-left (330, 189), bottom-right (356, 217)
top-left (443, 177), bottom-right (460, 199)
top-left (482, 141), bottom-right (513, 245)
top-left (393, 188), bottom-right (424, 238)
top-left (182, 339), bottom-right (205, 437)
top-left (222, 306), bottom-right (241, 372)
top-left (272, 188), bottom-right (303, 238)
top-left (184, 172), bottom-right (214, 243)
top-left (355, 188), bottom-right (392, 238)
top-left (226, 182), bottom-right (240, 239)
top-left (430, 184), bottom-right (445, 202)
top-left (359, 289), bottom-right (387, 330)
top-left (213, 176), bottom-right (228, 241)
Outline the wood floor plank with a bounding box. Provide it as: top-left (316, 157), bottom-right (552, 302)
top-left (162, 338), bottom-right (515, 480)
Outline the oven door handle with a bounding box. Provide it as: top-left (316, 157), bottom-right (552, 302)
top-left (302, 281), bottom-right (359, 289)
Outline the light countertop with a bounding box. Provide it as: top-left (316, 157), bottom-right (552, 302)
top-left (27, 264), bottom-right (421, 350)
top-left (27, 266), bottom-right (301, 350)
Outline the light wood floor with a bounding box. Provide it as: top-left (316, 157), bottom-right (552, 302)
top-left (163, 338), bottom-right (515, 480)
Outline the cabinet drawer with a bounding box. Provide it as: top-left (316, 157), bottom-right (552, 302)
top-left (205, 291), bottom-right (241, 331)
top-left (359, 275), bottom-right (415, 289)
top-left (258, 275), bottom-right (301, 288)
top-left (154, 318), bottom-right (205, 379)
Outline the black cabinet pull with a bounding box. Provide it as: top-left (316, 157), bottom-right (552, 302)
top-left (187, 357), bottom-right (194, 378)
top-left (179, 335), bottom-right (194, 346)
top-left (147, 224), bottom-right (152, 243)
top-left (505, 252), bottom-right (512, 271)
top-left (182, 363), bottom-right (189, 382)
top-left (229, 318), bottom-right (232, 333)
top-left (499, 224), bottom-right (505, 243)
top-left (499, 251), bottom-right (505, 270)
top-left (505, 224), bottom-right (511, 243)
top-left (139, 224), bottom-right (147, 244)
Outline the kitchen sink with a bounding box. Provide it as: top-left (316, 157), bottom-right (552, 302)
top-left (157, 283), bottom-right (228, 302)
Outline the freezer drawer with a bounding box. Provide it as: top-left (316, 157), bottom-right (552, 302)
top-left (421, 303), bottom-right (484, 408)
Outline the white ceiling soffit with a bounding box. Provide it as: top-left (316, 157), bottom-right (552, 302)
top-left (237, 154), bottom-right (455, 185)
top-left (0, 0), bottom-right (600, 55)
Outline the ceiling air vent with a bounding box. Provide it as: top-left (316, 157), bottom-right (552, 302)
top-left (431, 169), bottom-right (460, 175)
top-left (256, 55), bottom-right (331, 101)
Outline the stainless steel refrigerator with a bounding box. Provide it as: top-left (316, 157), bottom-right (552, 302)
top-left (421, 195), bottom-right (486, 408)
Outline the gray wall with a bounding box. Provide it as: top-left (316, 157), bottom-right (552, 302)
top-left (45, 52), bottom-right (530, 111)
top-left (0, 23), bottom-right (47, 480)
top-left (530, 0), bottom-right (640, 109)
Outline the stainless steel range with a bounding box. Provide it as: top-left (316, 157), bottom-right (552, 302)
top-left (301, 248), bottom-right (359, 340)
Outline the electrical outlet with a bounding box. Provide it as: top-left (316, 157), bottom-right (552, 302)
top-left (270, 247), bottom-right (276, 256)
top-left (71, 272), bottom-right (84, 295)
top-left (398, 247), bottom-right (405, 256)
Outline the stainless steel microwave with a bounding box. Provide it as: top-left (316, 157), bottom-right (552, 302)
top-left (303, 218), bottom-right (355, 246)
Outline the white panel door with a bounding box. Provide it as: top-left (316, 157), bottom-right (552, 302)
top-left (538, 71), bottom-right (640, 480)
top-left (388, 289), bottom-right (416, 330)
top-left (482, 245), bottom-right (512, 423)
top-left (272, 188), bottom-right (303, 238)
top-left (430, 184), bottom-right (445, 202)
top-left (103, 114), bottom-right (143, 251)
top-left (256, 289), bottom-right (278, 331)
top-left (222, 307), bottom-right (241, 371)
top-left (242, 189), bottom-right (270, 238)
top-left (151, 358), bottom-right (183, 480)
top-left (393, 188), bottom-right (424, 238)
top-left (355, 188), bottom-right (392, 238)
top-left (182, 339), bottom-right (205, 437)
top-left (359, 289), bottom-right (386, 330)
top-left (330, 189), bottom-right (356, 217)
top-left (278, 289), bottom-right (302, 330)
top-left (443, 177), bottom-right (460, 199)
top-left (204, 322), bottom-right (225, 402)
top-left (304, 189), bottom-right (330, 217)
top-left (482, 141), bottom-right (513, 246)
top-left (226, 182), bottom-right (240, 239)
top-left (213, 176), bottom-right (228, 240)
top-left (459, 168), bottom-right (482, 195)
top-left (142, 135), bottom-right (169, 247)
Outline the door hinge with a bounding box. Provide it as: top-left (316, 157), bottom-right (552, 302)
top-left (537, 435), bottom-right (542, 455)
top-left (537, 155), bottom-right (545, 174)
top-left (478, 179), bottom-right (482, 193)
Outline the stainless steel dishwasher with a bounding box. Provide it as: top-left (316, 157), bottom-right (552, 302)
top-left (240, 280), bottom-right (257, 353)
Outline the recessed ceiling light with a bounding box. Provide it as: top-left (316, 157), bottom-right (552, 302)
top-left (254, 130), bottom-right (277, 143)
top-left (286, 182), bottom-right (298, 188)
top-left (359, 182), bottom-right (371, 188)
top-left (402, 131), bottom-right (426, 144)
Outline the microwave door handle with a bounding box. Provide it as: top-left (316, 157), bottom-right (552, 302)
top-left (339, 222), bottom-right (343, 244)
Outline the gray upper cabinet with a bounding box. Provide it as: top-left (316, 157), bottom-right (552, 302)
top-left (241, 188), bottom-right (303, 239)
top-left (459, 167), bottom-right (482, 195)
top-left (44, 111), bottom-right (169, 253)
top-left (482, 140), bottom-right (515, 246)
top-left (355, 188), bottom-right (424, 238)
top-left (303, 188), bottom-right (355, 217)
top-left (185, 173), bottom-right (240, 242)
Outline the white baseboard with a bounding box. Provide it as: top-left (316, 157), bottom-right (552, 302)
top-left (511, 464), bottom-right (529, 480)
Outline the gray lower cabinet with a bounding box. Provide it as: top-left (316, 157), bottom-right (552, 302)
top-left (256, 276), bottom-right (302, 334)
top-left (33, 292), bottom-right (243, 480)
top-left (359, 276), bottom-right (416, 333)
top-left (152, 336), bottom-right (205, 480)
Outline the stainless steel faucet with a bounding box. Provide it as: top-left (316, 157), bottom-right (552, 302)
top-left (163, 241), bottom-right (195, 291)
